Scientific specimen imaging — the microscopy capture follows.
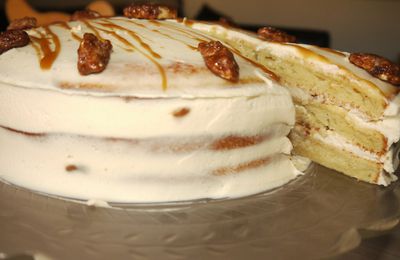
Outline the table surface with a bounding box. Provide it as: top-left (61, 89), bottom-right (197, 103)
top-left (337, 222), bottom-right (400, 260)
top-left (1, 165), bottom-right (400, 260)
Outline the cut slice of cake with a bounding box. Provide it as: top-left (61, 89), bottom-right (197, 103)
top-left (189, 21), bottom-right (400, 185)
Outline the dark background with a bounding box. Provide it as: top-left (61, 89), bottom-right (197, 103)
top-left (0, 0), bottom-right (329, 47)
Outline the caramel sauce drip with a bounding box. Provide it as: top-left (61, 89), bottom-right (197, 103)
top-left (149, 20), bottom-right (161, 26)
top-left (87, 20), bottom-right (167, 90)
top-left (152, 29), bottom-right (197, 50)
top-left (55, 21), bottom-right (82, 41)
top-left (122, 19), bottom-right (197, 50)
top-left (31, 26), bottom-right (61, 70)
top-left (82, 20), bottom-right (106, 41)
top-left (230, 48), bottom-right (280, 82)
top-left (158, 21), bottom-right (208, 42)
top-left (0, 125), bottom-right (45, 137)
top-left (97, 21), bottom-right (161, 59)
top-left (95, 27), bottom-right (134, 52)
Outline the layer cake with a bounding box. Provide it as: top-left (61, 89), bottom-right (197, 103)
top-left (0, 16), bottom-right (300, 202)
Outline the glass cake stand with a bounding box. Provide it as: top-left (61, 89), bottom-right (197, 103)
top-left (0, 165), bottom-right (399, 260)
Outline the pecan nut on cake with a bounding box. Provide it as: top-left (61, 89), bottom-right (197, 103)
top-left (0, 10), bottom-right (300, 202)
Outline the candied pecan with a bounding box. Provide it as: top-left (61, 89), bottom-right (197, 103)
top-left (257, 26), bottom-right (296, 43)
top-left (7, 17), bottom-right (37, 30)
top-left (123, 3), bottom-right (177, 19)
top-left (70, 9), bottom-right (101, 21)
top-left (0, 30), bottom-right (30, 55)
top-left (77, 33), bottom-right (112, 75)
top-left (349, 53), bottom-right (400, 85)
top-left (198, 41), bottom-right (239, 82)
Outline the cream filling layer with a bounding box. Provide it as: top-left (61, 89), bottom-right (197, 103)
top-left (312, 130), bottom-right (398, 186)
top-left (0, 18), bottom-right (281, 98)
top-left (290, 87), bottom-right (400, 148)
top-left (313, 130), bottom-right (398, 173)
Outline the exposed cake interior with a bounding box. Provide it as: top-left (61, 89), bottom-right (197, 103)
top-left (189, 21), bottom-right (400, 185)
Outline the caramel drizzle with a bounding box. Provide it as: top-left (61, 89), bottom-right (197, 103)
top-left (82, 20), bottom-right (105, 40)
top-left (30, 26), bottom-right (61, 70)
top-left (120, 19), bottom-right (197, 50)
top-left (0, 125), bottom-right (45, 137)
top-left (86, 20), bottom-right (167, 90)
top-left (94, 27), bottom-right (134, 52)
top-left (96, 21), bottom-right (161, 59)
top-left (153, 29), bottom-right (197, 50)
top-left (55, 21), bottom-right (82, 41)
top-left (156, 21), bottom-right (208, 42)
top-left (230, 48), bottom-right (280, 82)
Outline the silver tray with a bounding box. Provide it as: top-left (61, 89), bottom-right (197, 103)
top-left (1, 165), bottom-right (400, 260)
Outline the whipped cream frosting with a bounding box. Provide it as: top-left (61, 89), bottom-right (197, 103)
top-left (0, 17), bottom-right (300, 202)
top-left (0, 17), bottom-right (279, 98)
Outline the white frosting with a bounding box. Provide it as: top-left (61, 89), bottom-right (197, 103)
top-left (0, 17), bottom-right (300, 202)
top-left (0, 126), bottom-right (299, 203)
top-left (290, 155), bottom-right (312, 172)
top-left (0, 82), bottom-right (294, 139)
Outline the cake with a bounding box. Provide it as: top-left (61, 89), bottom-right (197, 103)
top-left (189, 21), bottom-right (400, 185)
top-left (0, 14), bottom-right (300, 202)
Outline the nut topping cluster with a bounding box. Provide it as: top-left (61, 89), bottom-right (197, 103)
top-left (349, 53), bottom-right (400, 86)
top-left (7, 16), bottom-right (37, 30)
top-left (77, 33), bottom-right (112, 75)
top-left (123, 3), bottom-right (177, 19)
top-left (257, 26), bottom-right (296, 43)
top-left (0, 30), bottom-right (30, 55)
top-left (70, 9), bottom-right (102, 21)
top-left (198, 41), bottom-right (239, 82)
